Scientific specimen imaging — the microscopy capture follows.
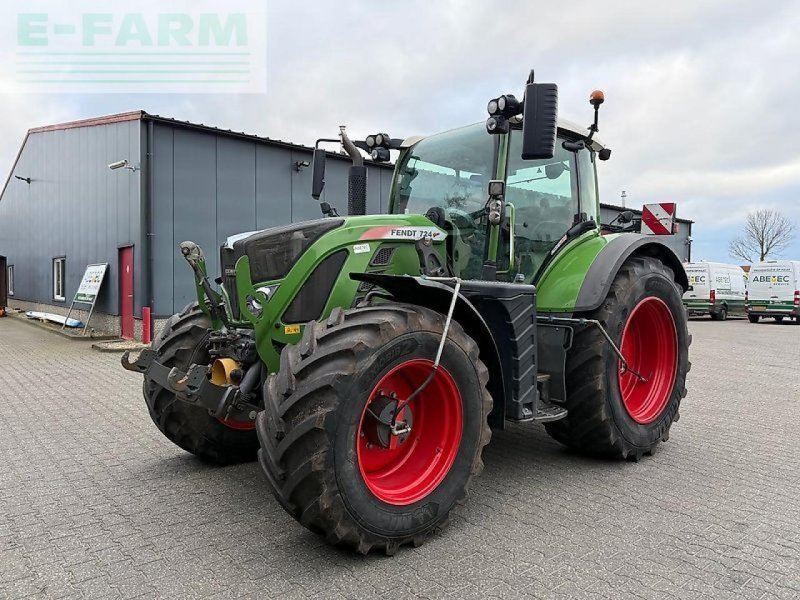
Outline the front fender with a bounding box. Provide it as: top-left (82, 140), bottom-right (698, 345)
top-left (351, 273), bottom-right (509, 429)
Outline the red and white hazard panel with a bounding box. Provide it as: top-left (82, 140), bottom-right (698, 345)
top-left (641, 203), bottom-right (676, 235)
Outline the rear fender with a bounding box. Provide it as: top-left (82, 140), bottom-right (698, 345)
top-left (574, 235), bottom-right (688, 313)
top-left (351, 273), bottom-right (508, 429)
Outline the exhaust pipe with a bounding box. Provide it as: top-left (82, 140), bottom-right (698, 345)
top-left (340, 126), bottom-right (367, 216)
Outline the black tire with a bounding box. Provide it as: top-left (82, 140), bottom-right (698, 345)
top-left (256, 305), bottom-right (492, 554)
top-left (748, 314), bottom-right (760, 323)
top-left (774, 316), bottom-right (784, 323)
top-left (545, 256), bottom-right (690, 460)
top-left (144, 302), bottom-right (259, 464)
top-left (711, 306), bottom-right (727, 321)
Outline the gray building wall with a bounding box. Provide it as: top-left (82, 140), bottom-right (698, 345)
top-left (0, 115), bottom-right (394, 326)
top-left (0, 120), bottom-right (142, 318)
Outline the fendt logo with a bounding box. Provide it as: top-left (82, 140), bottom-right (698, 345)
top-left (390, 228), bottom-right (442, 240)
top-left (360, 226), bottom-right (448, 242)
top-left (751, 275), bottom-right (790, 284)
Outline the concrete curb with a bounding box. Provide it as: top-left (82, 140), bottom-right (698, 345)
top-left (91, 341), bottom-right (148, 353)
top-left (5, 310), bottom-right (117, 341)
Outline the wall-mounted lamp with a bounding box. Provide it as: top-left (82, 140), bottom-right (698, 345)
top-left (294, 160), bottom-right (310, 172)
top-left (14, 175), bottom-right (31, 184)
top-left (108, 159), bottom-right (139, 172)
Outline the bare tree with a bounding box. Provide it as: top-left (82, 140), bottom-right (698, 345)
top-left (728, 209), bottom-right (796, 263)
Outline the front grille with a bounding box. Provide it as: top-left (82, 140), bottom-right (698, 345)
top-left (283, 250), bottom-right (348, 323)
top-left (220, 246), bottom-right (240, 319)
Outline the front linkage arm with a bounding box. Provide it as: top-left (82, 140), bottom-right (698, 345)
top-left (179, 241), bottom-right (229, 327)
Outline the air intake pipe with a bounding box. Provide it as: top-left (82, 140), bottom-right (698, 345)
top-left (340, 126), bottom-right (367, 216)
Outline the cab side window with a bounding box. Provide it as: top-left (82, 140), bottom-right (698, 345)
top-left (504, 133), bottom-right (577, 281)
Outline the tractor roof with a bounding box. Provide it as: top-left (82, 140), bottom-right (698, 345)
top-left (401, 118), bottom-right (607, 154)
top-left (556, 118), bottom-right (607, 151)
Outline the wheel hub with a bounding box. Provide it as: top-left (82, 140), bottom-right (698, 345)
top-left (363, 393), bottom-right (413, 448)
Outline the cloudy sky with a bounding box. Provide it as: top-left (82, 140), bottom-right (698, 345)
top-left (1, 0), bottom-right (798, 262)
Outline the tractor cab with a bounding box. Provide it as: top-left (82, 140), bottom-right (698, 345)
top-left (389, 118), bottom-right (608, 283)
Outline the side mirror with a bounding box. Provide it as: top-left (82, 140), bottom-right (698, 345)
top-left (521, 81), bottom-right (558, 160)
top-left (544, 162), bottom-right (566, 180)
top-left (618, 210), bottom-right (635, 224)
top-left (311, 148), bottom-right (326, 200)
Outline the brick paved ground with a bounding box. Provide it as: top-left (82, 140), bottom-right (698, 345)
top-left (1, 316), bottom-right (798, 599)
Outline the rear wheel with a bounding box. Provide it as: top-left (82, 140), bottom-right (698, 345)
top-left (256, 305), bottom-right (492, 554)
top-left (748, 314), bottom-right (760, 323)
top-left (711, 306), bottom-right (727, 321)
top-left (143, 303), bottom-right (259, 464)
top-left (545, 256), bottom-right (690, 459)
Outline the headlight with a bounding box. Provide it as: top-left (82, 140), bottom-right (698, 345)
top-left (487, 99), bottom-right (498, 115)
top-left (246, 285), bottom-right (279, 318)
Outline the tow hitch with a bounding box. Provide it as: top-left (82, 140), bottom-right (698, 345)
top-left (121, 349), bottom-right (256, 421)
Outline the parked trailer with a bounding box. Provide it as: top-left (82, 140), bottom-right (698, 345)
top-left (747, 260), bottom-right (800, 324)
top-left (683, 262), bottom-right (747, 320)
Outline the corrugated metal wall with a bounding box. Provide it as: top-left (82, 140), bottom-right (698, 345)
top-left (0, 120), bottom-right (141, 317)
top-left (150, 123), bottom-right (393, 316)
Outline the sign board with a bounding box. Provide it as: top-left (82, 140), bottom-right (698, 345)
top-left (74, 264), bottom-right (108, 304)
top-left (63, 263), bottom-right (107, 336)
top-left (641, 203), bottom-right (676, 235)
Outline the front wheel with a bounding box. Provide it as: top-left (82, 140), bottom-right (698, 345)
top-left (545, 256), bottom-right (690, 459)
top-left (256, 305), bottom-right (492, 554)
top-left (143, 303), bottom-right (259, 464)
top-left (748, 314), bottom-right (760, 323)
top-left (774, 316), bottom-right (784, 323)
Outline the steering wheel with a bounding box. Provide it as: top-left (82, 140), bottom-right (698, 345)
top-left (530, 220), bottom-right (568, 242)
top-left (445, 207), bottom-right (478, 235)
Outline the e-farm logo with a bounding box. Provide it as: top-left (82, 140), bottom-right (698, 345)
top-left (5, 1), bottom-right (266, 93)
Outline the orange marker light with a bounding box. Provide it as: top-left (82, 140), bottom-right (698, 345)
top-left (590, 90), bottom-right (605, 106)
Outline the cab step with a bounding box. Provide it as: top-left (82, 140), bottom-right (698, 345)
top-left (533, 402), bottom-right (568, 422)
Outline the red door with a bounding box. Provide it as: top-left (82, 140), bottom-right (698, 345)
top-left (119, 247), bottom-right (134, 339)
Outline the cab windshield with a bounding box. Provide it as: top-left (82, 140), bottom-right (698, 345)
top-left (391, 124), bottom-right (495, 216)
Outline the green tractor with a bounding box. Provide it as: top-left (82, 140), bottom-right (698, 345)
top-left (122, 71), bottom-right (690, 554)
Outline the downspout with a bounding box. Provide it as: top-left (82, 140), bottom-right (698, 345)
top-left (143, 119), bottom-right (155, 337)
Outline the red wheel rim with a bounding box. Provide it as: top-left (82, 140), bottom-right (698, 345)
top-left (618, 297), bottom-right (678, 424)
top-left (216, 416), bottom-right (256, 431)
top-left (357, 359), bottom-right (463, 506)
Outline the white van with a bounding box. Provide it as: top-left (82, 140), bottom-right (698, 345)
top-left (683, 262), bottom-right (747, 320)
top-left (746, 260), bottom-right (800, 324)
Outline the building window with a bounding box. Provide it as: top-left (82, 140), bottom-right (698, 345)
top-left (53, 257), bottom-right (66, 301)
top-left (7, 265), bottom-right (13, 296)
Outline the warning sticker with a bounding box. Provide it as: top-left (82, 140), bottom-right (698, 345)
top-left (284, 324), bottom-right (301, 335)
